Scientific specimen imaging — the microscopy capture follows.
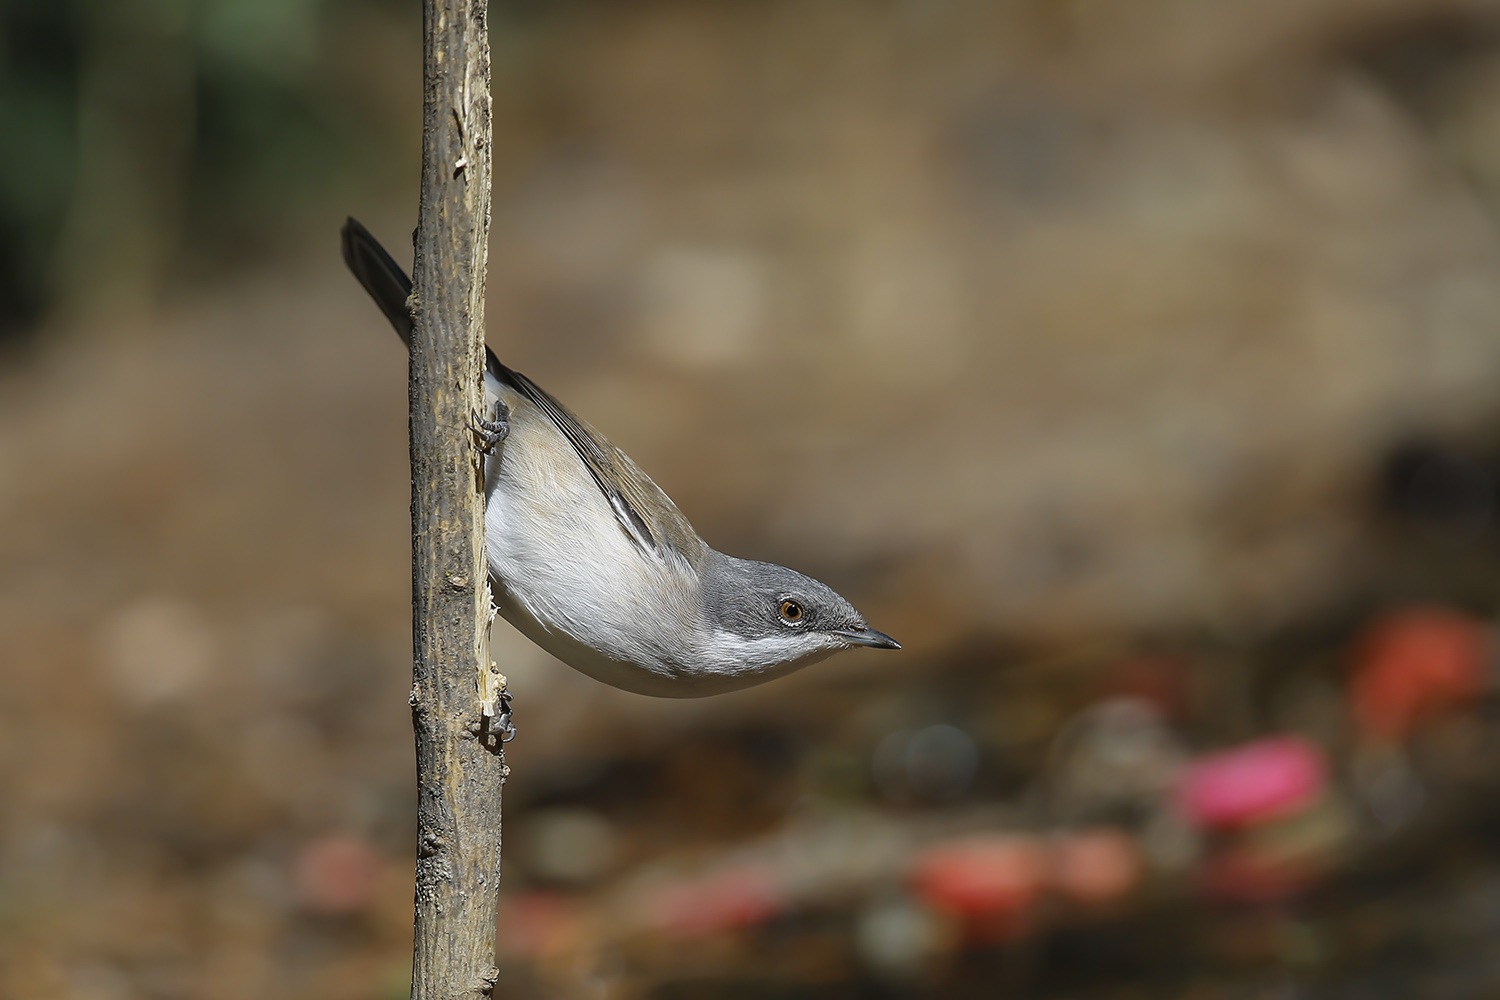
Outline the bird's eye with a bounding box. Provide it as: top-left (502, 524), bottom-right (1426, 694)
top-left (779, 600), bottom-right (804, 623)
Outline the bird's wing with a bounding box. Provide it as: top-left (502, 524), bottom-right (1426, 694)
top-left (341, 217), bottom-right (704, 565)
top-left (489, 352), bottom-right (705, 564)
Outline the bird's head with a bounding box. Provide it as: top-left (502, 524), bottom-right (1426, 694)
top-left (695, 554), bottom-right (899, 678)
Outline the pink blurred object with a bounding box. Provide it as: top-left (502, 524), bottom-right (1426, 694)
top-left (1051, 829), bottom-right (1142, 904)
top-left (909, 835), bottom-right (1048, 935)
top-left (293, 834), bottom-right (383, 914)
top-left (645, 866), bottom-right (784, 939)
top-left (1352, 607), bottom-right (1488, 740)
top-left (1176, 736), bottom-right (1326, 829)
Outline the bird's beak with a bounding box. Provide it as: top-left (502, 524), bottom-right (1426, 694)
top-left (837, 627), bottom-right (902, 650)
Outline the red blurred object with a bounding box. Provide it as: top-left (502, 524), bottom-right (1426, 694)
top-left (293, 834), bottom-right (383, 915)
top-left (1051, 829), bottom-right (1142, 904)
top-left (1100, 654), bottom-right (1190, 718)
top-left (497, 892), bottom-right (583, 959)
top-left (910, 836), bottom-right (1047, 940)
top-left (1176, 736), bottom-right (1326, 829)
top-left (1199, 847), bottom-right (1314, 904)
top-left (645, 866), bottom-right (785, 939)
top-left (1351, 607), bottom-right (1488, 740)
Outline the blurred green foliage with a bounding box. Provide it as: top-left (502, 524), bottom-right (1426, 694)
top-left (0, 1), bottom-right (77, 332)
top-left (0, 0), bottom-right (416, 337)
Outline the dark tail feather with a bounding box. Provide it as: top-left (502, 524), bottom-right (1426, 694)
top-left (341, 216), bottom-right (506, 378)
top-left (341, 217), bottom-right (414, 346)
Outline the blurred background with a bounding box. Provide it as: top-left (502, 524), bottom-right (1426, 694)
top-left (10, 0), bottom-right (1500, 997)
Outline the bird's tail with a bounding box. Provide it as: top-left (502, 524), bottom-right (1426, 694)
top-left (340, 217), bottom-right (414, 346)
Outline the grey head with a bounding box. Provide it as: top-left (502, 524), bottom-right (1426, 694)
top-left (695, 551), bottom-right (899, 675)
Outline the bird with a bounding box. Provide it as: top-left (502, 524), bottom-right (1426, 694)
top-left (341, 218), bottom-right (899, 698)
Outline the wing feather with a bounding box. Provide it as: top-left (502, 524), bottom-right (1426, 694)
top-left (488, 350), bottom-right (705, 565)
top-left (340, 218), bottom-right (703, 566)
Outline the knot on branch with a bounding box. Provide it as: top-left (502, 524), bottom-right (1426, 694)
top-left (465, 967), bottom-right (500, 997)
top-left (418, 830), bottom-right (448, 858)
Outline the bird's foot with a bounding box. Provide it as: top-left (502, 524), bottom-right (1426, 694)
top-left (488, 690), bottom-right (515, 744)
top-left (470, 399), bottom-right (510, 455)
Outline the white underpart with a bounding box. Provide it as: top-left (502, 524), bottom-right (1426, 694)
top-left (698, 629), bottom-right (845, 677)
top-left (480, 372), bottom-right (839, 698)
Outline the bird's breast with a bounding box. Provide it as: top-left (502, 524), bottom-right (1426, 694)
top-left (481, 383), bottom-right (703, 688)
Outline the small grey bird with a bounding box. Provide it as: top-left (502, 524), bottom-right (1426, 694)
top-left (342, 219), bottom-right (898, 698)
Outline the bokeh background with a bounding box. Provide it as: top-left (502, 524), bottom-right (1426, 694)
top-left (8, 0), bottom-right (1500, 997)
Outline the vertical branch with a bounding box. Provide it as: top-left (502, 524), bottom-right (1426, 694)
top-left (409, 0), bottom-right (501, 998)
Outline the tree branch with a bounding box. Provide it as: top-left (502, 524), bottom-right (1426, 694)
top-left (409, 0), bottom-right (503, 997)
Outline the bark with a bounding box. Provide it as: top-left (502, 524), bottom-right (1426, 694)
top-left (409, 0), bottom-right (504, 997)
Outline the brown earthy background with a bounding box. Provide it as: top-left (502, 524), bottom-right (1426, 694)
top-left (7, 1), bottom-right (1500, 997)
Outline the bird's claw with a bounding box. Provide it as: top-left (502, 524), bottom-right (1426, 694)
top-left (490, 690), bottom-right (515, 743)
top-left (470, 399), bottom-right (509, 455)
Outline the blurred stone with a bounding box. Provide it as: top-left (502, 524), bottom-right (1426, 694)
top-left (1141, 806), bottom-right (1202, 874)
top-left (1352, 742), bottom-right (1425, 831)
top-left (292, 834), bottom-right (384, 915)
top-left (874, 723), bottom-right (979, 802)
top-left (762, 811), bottom-right (911, 903)
top-left (1242, 793), bottom-right (1355, 868)
top-left (99, 596), bottom-right (217, 705)
top-left (1049, 697), bottom-right (1187, 821)
top-left (521, 808), bottom-right (619, 886)
top-left (855, 895), bottom-right (946, 981)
